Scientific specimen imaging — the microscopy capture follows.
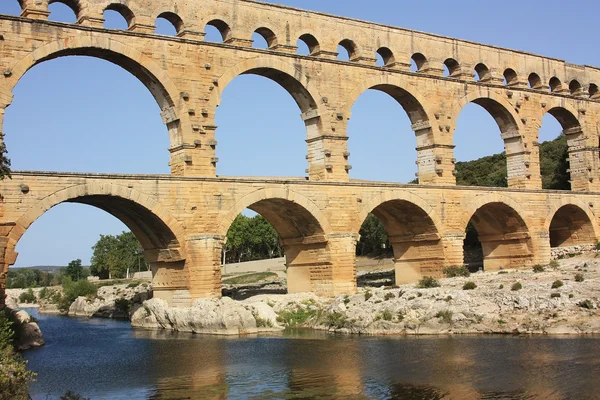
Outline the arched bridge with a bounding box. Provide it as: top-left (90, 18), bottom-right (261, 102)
top-left (1, 0), bottom-right (599, 306)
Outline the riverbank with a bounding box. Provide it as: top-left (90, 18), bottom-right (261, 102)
top-left (133, 253), bottom-right (600, 336)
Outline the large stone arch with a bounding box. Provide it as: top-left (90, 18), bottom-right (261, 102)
top-left (545, 199), bottom-right (599, 248)
top-left (3, 36), bottom-right (187, 147)
top-left (452, 90), bottom-right (527, 187)
top-left (354, 190), bottom-right (445, 283)
top-left (7, 183), bottom-right (187, 267)
top-left (217, 187), bottom-right (332, 239)
top-left (459, 195), bottom-right (534, 270)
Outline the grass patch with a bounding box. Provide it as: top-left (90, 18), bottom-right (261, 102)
top-left (550, 293), bottom-right (561, 299)
top-left (462, 281), bottom-right (477, 290)
top-left (578, 299), bottom-right (594, 309)
top-left (364, 291), bottom-right (373, 301)
top-left (435, 310), bottom-right (453, 324)
top-left (533, 265), bottom-right (545, 273)
top-left (276, 306), bottom-right (318, 328)
top-left (575, 273), bottom-right (585, 282)
top-left (324, 311), bottom-right (350, 329)
top-left (255, 317), bottom-right (273, 328)
top-left (382, 309), bottom-right (393, 321)
top-left (417, 276), bottom-right (440, 289)
top-left (511, 282), bottom-right (522, 291)
top-left (498, 271), bottom-right (509, 275)
top-left (443, 266), bottom-right (470, 278)
top-left (499, 284), bottom-right (504, 289)
top-left (549, 260), bottom-right (559, 269)
top-left (551, 280), bottom-right (563, 289)
top-left (384, 292), bottom-right (395, 301)
top-left (223, 272), bottom-right (278, 285)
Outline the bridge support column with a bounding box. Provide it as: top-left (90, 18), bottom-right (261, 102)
top-left (19, 0), bottom-right (50, 20)
top-left (284, 233), bottom-right (357, 296)
top-left (478, 233), bottom-right (534, 271)
top-left (150, 260), bottom-right (190, 307)
top-left (186, 234), bottom-right (224, 301)
top-left (415, 122), bottom-right (456, 185)
top-left (441, 232), bottom-right (466, 266)
top-left (564, 127), bottom-right (600, 191)
top-left (390, 234), bottom-right (445, 283)
top-left (532, 231), bottom-right (551, 266)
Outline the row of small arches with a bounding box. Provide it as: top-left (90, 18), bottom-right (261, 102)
top-left (5, 1), bottom-right (599, 100)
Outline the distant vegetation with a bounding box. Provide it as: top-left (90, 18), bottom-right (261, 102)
top-left (7, 262), bottom-right (90, 289)
top-left (223, 214), bottom-right (282, 264)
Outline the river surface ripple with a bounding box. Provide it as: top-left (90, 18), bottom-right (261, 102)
top-left (21, 308), bottom-right (600, 400)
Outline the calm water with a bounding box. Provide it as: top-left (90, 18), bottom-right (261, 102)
top-left (21, 308), bottom-right (600, 400)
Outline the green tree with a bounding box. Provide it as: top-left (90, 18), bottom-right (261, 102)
top-left (0, 310), bottom-right (36, 400)
top-left (356, 214), bottom-right (390, 257)
top-left (65, 259), bottom-right (83, 281)
top-left (90, 231), bottom-right (144, 279)
top-left (0, 132), bottom-right (11, 180)
top-left (223, 214), bottom-right (282, 264)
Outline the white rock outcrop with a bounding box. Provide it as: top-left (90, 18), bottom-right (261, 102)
top-left (11, 309), bottom-right (45, 350)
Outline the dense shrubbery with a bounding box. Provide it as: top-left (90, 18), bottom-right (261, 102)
top-left (7, 264), bottom-right (90, 289)
top-left (18, 289), bottom-right (36, 304)
top-left (463, 281), bottom-right (477, 290)
top-left (443, 266), bottom-right (471, 278)
top-left (0, 310), bottom-right (36, 400)
top-left (57, 278), bottom-right (98, 312)
top-left (417, 276), bottom-right (440, 288)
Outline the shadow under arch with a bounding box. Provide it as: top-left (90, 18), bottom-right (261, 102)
top-left (4, 36), bottom-right (187, 148)
top-left (460, 198), bottom-right (534, 270)
top-left (452, 90), bottom-right (526, 187)
top-left (547, 203), bottom-right (598, 248)
top-left (8, 183), bottom-right (187, 266)
top-left (218, 188), bottom-right (335, 295)
top-left (355, 191), bottom-right (444, 283)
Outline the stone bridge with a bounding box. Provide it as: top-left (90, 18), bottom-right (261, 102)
top-left (1, 0), bottom-right (599, 306)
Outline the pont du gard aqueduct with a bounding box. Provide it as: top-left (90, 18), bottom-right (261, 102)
top-left (1, 0), bottom-right (600, 307)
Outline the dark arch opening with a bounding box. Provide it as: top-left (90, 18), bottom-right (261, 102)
top-left (104, 4), bottom-right (135, 30)
top-left (215, 68), bottom-right (316, 176)
top-left (155, 12), bottom-right (183, 36)
top-left (528, 73), bottom-right (543, 89)
top-left (549, 77), bottom-right (563, 92)
top-left (410, 53), bottom-right (427, 72)
top-left (348, 85), bottom-right (426, 182)
top-left (296, 34), bottom-right (319, 56)
top-left (454, 98), bottom-right (521, 188)
top-left (464, 202), bottom-right (533, 271)
top-left (549, 205), bottom-right (596, 248)
top-left (589, 83), bottom-right (599, 99)
top-left (205, 19), bottom-right (231, 42)
top-left (376, 47), bottom-right (395, 67)
top-left (503, 68), bottom-right (518, 86)
top-left (48, 1), bottom-right (78, 23)
top-left (357, 200), bottom-right (442, 286)
top-left (338, 39), bottom-right (357, 61)
top-left (569, 80), bottom-right (582, 96)
top-left (222, 199), bottom-right (326, 296)
top-left (474, 63), bottom-right (490, 82)
top-left (5, 52), bottom-right (173, 173)
top-left (443, 58), bottom-right (460, 77)
top-left (253, 27), bottom-right (277, 49)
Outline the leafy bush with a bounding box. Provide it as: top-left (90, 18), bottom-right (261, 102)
top-left (443, 266), bottom-right (470, 278)
top-left (114, 298), bottom-right (132, 315)
top-left (127, 283), bottom-right (138, 288)
top-left (382, 309), bottom-right (393, 321)
top-left (462, 281), bottom-right (477, 290)
top-left (575, 273), bottom-right (585, 282)
top-left (549, 260), bottom-right (559, 269)
top-left (343, 295), bottom-right (350, 305)
top-left (18, 289), bottom-right (36, 304)
top-left (0, 310), bottom-right (36, 400)
top-left (499, 284), bottom-right (504, 289)
top-left (569, 294), bottom-right (574, 299)
top-left (498, 271), bottom-right (509, 275)
top-left (578, 299), bottom-right (594, 309)
top-left (533, 265), bottom-right (545, 273)
top-left (417, 276), bottom-right (440, 288)
top-left (364, 291), bottom-right (373, 301)
top-left (325, 311), bottom-right (349, 329)
top-left (551, 280), bottom-right (563, 289)
top-left (550, 293), bottom-right (561, 298)
top-left (397, 312), bottom-right (404, 322)
top-left (384, 292), bottom-right (395, 301)
top-left (57, 278), bottom-right (98, 312)
top-left (255, 317), bottom-right (273, 328)
top-left (511, 282), bottom-right (522, 291)
top-left (435, 310), bottom-right (453, 324)
top-left (276, 306), bottom-right (317, 327)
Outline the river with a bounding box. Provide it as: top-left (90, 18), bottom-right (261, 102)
top-left (21, 308), bottom-right (600, 399)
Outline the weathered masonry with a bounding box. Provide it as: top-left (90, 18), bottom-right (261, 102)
top-left (1, 0), bottom-right (599, 306)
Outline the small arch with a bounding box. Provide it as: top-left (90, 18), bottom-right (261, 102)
top-left (569, 79), bottom-right (582, 96)
top-left (376, 47), bottom-right (395, 67)
top-left (253, 27), bottom-right (277, 49)
top-left (338, 39), bottom-right (357, 61)
top-left (549, 204), bottom-right (597, 248)
top-left (549, 77), bottom-right (563, 92)
top-left (296, 34), bottom-right (320, 56)
top-left (528, 73), bottom-right (543, 89)
top-left (474, 63), bottom-right (490, 82)
top-left (104, 3), bottom-right (135, 29)
top-left (48, 1), bottom-right (79, 23)
top-left (205, 19), bottom-right (231, 42)
top-left (155, 12), bottom-right (184, 36)
top-left (443, 58), bottom-right (460, 77)
top-left (546, 106), bottom-right (580, 130)
top-left (410, 53), bottom-right (427, 72)
top-left (589, 83), bottom-right (599, 99)
top-left (503, 68), bottom-right (518, 86)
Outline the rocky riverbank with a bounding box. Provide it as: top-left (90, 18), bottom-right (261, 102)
top-left (133, 253), bottom-right (600, 336)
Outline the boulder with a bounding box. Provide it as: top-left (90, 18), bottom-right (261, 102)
top-left (10, 309), bottom-right (45, 350)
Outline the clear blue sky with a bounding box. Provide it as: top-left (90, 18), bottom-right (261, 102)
top-left (1, 0), bottom-right (597, 267)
